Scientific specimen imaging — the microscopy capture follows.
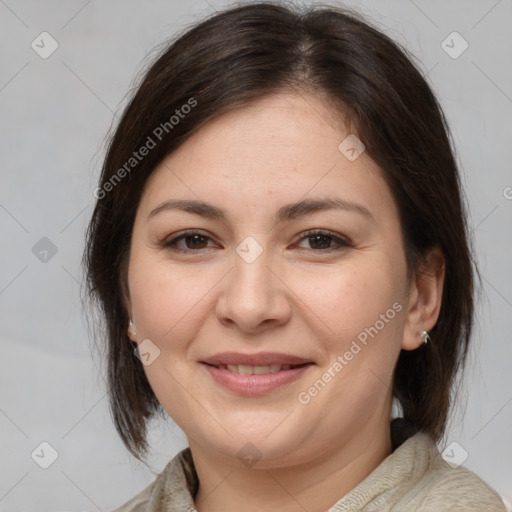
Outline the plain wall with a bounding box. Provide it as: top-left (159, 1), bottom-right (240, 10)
top-left (0, 0), bottom-right (511, 510)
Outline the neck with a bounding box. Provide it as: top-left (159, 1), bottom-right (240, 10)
top-left (191, 421), bottom-right (392, 512)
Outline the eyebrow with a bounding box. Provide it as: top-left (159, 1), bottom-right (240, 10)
top-left (147, 197), bottom-right (375, 224)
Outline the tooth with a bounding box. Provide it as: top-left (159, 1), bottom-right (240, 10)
top-left (253, 365), bottom-right (270, 374)
top-left (222, 364), bottom-right (297, 374)
top-left (237, 364), bottom-right (254, 375)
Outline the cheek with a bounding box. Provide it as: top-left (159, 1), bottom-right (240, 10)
top-left (128, 252), bottom-right (216, 345)
top-left (129, 249), bottom-right (405, 353)
top-left (294, 259), bottom-right (404, 348)
top-left (297, 261), bottom-right (404, 414)
top-left (127, 255), bottom-right (211, 428)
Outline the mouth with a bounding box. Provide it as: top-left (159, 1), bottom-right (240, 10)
top-left (199, 352), bottom-right (315, 395)
top-left (202, 362), bottom-right (312, 375)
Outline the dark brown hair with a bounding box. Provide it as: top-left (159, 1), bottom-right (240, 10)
top-left (83, 1), bottom-right (477, 462)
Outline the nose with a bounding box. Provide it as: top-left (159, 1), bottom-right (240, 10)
top-left (215, 243), bottom-right (292, 334)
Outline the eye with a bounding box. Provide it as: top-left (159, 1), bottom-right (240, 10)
top-left (162, 229), bottom-right (351, 253)
top-left (162, 230), bottom-right (217, 252)
top-left (295, 229), bottom-right (352, 252)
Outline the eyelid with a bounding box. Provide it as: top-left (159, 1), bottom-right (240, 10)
top-left (161, 229), bottom-right (217, 251)
top-left (295, 228), bottom-right (352, 249)
top-left (161, 228), bottom-right (352, 253)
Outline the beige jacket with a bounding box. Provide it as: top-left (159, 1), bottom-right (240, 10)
top-left (112, 431), bottom-right (506, 511)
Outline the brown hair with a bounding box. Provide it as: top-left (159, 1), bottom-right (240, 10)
top-left (83, 1), bottom-right (477, 462)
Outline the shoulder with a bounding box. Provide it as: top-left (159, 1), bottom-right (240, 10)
top-left (110, 473), bottom-right (157, 512)
top-left (418, 465), bottom-right (507, 511)
top-left (110, 448), bottom-right (197, 512)
top-left (401, 434), bottom-right (507, 511)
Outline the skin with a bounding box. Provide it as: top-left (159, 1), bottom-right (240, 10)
top-left (126, 92), bottom-right (445, 512)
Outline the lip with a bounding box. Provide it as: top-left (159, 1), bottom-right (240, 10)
top-left (201, 363), bottom-right (313, 395)
top-left (201, 351), bottom-right (313, 367)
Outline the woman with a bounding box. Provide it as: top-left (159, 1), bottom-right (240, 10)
top-left (83, 2), bottom-right (507, 510)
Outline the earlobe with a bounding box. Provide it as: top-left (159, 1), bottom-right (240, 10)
top-left (420, 330), bottom-right (431, 345)
top-left (127, 319), bottom-right (137, 340)
top-left (401, 246), bottom-right (445, 351)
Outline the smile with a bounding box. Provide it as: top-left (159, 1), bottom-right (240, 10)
top-left (208, 363), bottom-right (308, 374)
top-left (201, 361), bottom-right (314, 395)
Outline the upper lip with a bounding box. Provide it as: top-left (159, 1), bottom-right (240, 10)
top-left (201, 352), bottom-right (314, 367)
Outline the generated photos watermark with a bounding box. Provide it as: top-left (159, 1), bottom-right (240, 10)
top-left (94, 97), bottom-right (197, 200)
top-left (297, 301), bottom-right (403, 405)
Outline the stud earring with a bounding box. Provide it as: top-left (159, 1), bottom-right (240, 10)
top-left (420, 329), bottom-right (431, 345)
top-left (128, 319), bottom-right (136, 336)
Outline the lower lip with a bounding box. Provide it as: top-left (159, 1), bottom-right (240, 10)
top-left (201, 363), bottom-right (313, 395)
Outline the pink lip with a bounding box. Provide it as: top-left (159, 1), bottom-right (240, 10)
top-left (201, 351), bottom-right (313, 367)
top-left (200, 362), bottom-right (314, 396)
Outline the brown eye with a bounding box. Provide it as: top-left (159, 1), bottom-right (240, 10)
top-left (296, 230), bottom-right (351, 251)
top-left (162, 229), bottom-right (351, 254)
top-left (163, 231), bottom-right (215, 252)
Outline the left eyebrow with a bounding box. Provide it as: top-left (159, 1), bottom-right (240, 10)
top-left (147, 197), bottom-right (375, 224)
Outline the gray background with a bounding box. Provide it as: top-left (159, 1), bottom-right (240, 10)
top-left (0, 0), bottom-right (511, 510)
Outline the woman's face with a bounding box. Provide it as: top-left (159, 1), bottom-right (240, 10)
top-left (127, 92), bottom-right (417, 467)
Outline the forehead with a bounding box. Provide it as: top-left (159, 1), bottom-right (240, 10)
top-left (137, 92), bottom-right (396, 223)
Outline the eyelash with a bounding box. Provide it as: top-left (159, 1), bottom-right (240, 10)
top-left (162, 229), bottom-right (352, 253)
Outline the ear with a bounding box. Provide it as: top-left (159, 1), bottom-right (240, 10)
top-left (127, 318), bottom-right (137, 342)
top-left (119, 256), bottom-right (136, 341)
top-left (123, 286), bottom-right (135, 342)
top-left (123, 292), bottom-right (136, 341)
top-left (402, 245), bottom-right (445, 350)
